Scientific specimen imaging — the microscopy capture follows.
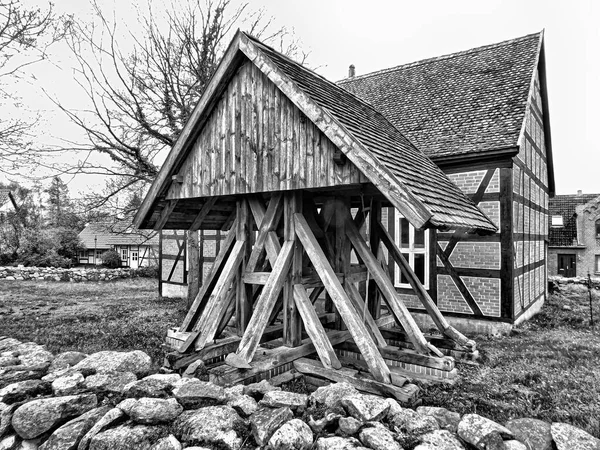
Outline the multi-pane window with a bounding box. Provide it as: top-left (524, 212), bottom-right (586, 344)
top-left (394, 217), bottom-right (429, 289)
top-left (121, 248), bottom-right (128, 261)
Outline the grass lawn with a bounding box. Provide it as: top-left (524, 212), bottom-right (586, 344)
top-left (1, 278), bottom-right (599, 437)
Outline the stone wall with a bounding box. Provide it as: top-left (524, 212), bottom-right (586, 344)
top-left (1, 336), bottom-right (597, 449)
top-left (0, 267), bottom-right (140, 282)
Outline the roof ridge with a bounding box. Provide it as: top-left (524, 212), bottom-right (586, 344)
top-left (337, 31), bottom-right (543, 84)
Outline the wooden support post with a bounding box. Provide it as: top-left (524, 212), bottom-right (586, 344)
top-left (236, 200), bottom-right (253, 335)
top-left (295, 213), bottom-right (391, 383)
top-left (187, 230), bottom-right (200, 309)
top-left (345, 282), bottom-right (388, 348)
top-left (229, 241), bottom-right (294, 366)
top-left (293, 284), bottom-right (341, 369)
top-left (342, 208), bottom-right (431, 355)
top-left (180, 229), bottom-right (236, 332)
top-left (335, 197), bottom-right (351, 330)
top-left (368, 200), bottom-right (382, 319)
top-left (284, 192), bottom-right (302, 347)
top-left (248, 195), bottom-right (282, 267)
top-left (376, 221), bottom-right (476, 351)
top-left (247, 193), bottom-right (283, 272)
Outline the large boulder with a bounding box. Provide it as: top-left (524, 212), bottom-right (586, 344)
top-left (13, 344), bottom-right (53, 368)
top-left (242, 380), bottom-right (280, 399)
top-left (228, 395), bottom-right (258, 418)
top-left (0, 367), bottom-right (47, 389)
top-left (172, 380), bottom-right (226, 408)
top-left (51, 372), bottom-right (84, 396)
top-left (77, 407), bottom-right (125, 450)
top-left (72, 351), bottom-right (151, 378)
top-left (315, 436), bottom-right (365, 450)
top-left (260, 391), bottom-right (308, 413)
top-left (149, 435), bottom-right (182, 450)
top-left (341, 395), bottom-right (389, 423)
top-left (310, 383), bottom-right (359, 411)
top-left (457, 414), bottom-right (514, 450)
top-left (11, 394), bottom-right (97, 440)
top-left (415, 430), bottom-right (466, 450)
top-left (83, 372), bottom-right (137, 396)
top-left (38, 406), bottom-right (110, 450)
top-left (250, 406), bottom-right (293, 446)
top-left (551, 422), bottom-right (600, 450)
top-left (47, 352), bottom-right (87, 374)
top-left (268, 419), bottom-right (313, 450)
top-left (125, 398), bottom-right (183, 425)
top-left (359, 424), bottom-right (403, 450)
top-left (88, 424), bottom-right (164, 450)
top-left (127, 374), bottom-right (183, 399)
top-left (173, 405), bottom-right (243, 450)
top-left (505, 418), bottom-right (552, 450)
top-left (416, 406), bottom-right (461, 433)
top-left (0, 380), bottom-right (50, 404)
top-left (0, 340), bottom-right (20, 354)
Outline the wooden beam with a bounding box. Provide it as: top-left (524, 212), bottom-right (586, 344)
top-left (153, 199), bottom-right (178, 231)
top-left (236, 200), bottom-right (253, 334)
top-left (368, 200), bottom-right (382, 319)
top-left (376, 221), bottom-right (475, 350)
top-left (293, 284), bottom-right (341, 369)
top-left (243, 272), bottom-right (270, 285)
top-left (342, 209), bottom-right (430, 355)
top-left (345, 282), bottom-right (387, 348)
top-left (247, 193), bottom-right (283, 272)
top-left (294, 213), bottom-right (391, 383)
top-left (179, 239), bottom-right (245, 352)
top-left (216, 287), bottom-right (237, 339)
top-left (284, 192), bottom-right (302, 347)
top-left (248, 195), bottom-right (282, 267)
top-left (189, 198), bottom-right (218, 231)
top-left (180, 228), bottom-right (236, 332)
top-left (232, 241), bottom-right (294, 364)
top-left (187, 230), bottom-right (200, 309)
top-left (293, 358), bottom-right (419, 405)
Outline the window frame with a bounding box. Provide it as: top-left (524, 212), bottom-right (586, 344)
top-left (596, 255), bottom-right (600, 274)
top-left (394, 215), bottom-right (429, 289)
top-left (551, 215), bottom-right (564, 227)
top-left (595, 219), bottom-right (600, 238)
top-left (121, 248), bottom-right (128, 261)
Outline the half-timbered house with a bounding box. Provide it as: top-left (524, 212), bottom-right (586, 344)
top-left (340, 31), bottom-right (554, 333)
top-left (133, 31), bottom-right (505, 391)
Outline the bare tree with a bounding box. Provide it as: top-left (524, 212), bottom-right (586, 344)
top-left (43, 0), bottom-right (307, 217)
top-left (0, 1), bottom-right (67, 173)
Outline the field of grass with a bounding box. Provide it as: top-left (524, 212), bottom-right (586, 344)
top-left (1, 278), bottom-right (599, 436)
top-left (0, 279), bottom-right (187, 369)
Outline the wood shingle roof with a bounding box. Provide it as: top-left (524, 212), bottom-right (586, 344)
top-left (338, 32), bottom-right (543, 159)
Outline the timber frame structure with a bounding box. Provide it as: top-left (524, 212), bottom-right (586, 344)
top-left (134, 31), bottom-right (499, 398)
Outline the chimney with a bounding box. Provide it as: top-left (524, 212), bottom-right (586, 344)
top-left (348, 64), bottom-right (355, 78)
top-left (578, 190), bottom-right (583, 196)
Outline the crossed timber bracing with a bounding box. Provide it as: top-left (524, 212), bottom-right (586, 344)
top-left (169, 191), bottom-right (475, 393)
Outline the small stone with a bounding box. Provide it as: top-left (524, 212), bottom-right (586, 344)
top-left (416, 406), bottom-right (461, 432)
top-left (250, 406), bottom-right (293, 446)
top-left (338, 417), bottom-right (362, 436)
top-left (11, 394), bottom-right (97, 440)
top-left (78, 407), bottom-right (125, 450)
top-left (341, 395), bottom-right (389, 422)
top-left (73, 351), bottom-right (152, 378)
top-left (0, 434), bottom-right (17, 450)
top-left (150, 434), bottom-right (182, 450)
top-left (47, 352), bottom-right (87, 374)
top-left (243, 380), bottom-right (280, 399)
top-left (38, 406), bottom-right (110, 450)
top-left (126, 375), bottom-right (180, 399)
top-left (457, 414), bottom-right (514, 449)
top-left (504, 440), bottom-right (528, 450)
top-left (173, 380), bottom-right (226, 408)
top-left (51, 372), bottom-right (84, 396)
top-left (173, 405), bottom-right (243, 450)
top-left (268, 418), bottom-right (313, 450)
top-left (359, 425), bottom-right (402, 450)
top-left (505, 418), bottom-right (552, 450)
top-left (315, 436), bottom-right (364, 450)
top-left (404, 414), bottom-right (439, 437)
top-left (417, 429), bottom-right (466, 450)
top-left (551, 422), bottom-right (600, 450)
top-left (310, 383), bottom-right (359, 411)
top-left (83, 372), bottom-right (137, 395)
top-left (385, 403), bottom-right (416, 429)
top-left (88, 424), bottom-right (164, 450)
top-left (260, 391), bottom-right (308, 412)
top-left (127, 398), bottom-right (184, 424)
top-left (228, 395), bottom-right (257, 417)
top-left (183, 360), bottom-right (207, 378)
top-left (0, 380), bottom-right (50, 404)
top-left (224, 385), bottom-right (244, 402)
top-left (308, 413), bottom-right (341, 434)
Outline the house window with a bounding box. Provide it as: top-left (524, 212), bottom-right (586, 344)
top-left (394, 216), bottom-right (429, 288)
top-left (551, 215), bottom-right (564, 227)
top-left (131, 251), bottom-right (138, 262)
top-left (596, 219), bottom-right (600, 238)
top-left (121, 248), bottom-right (128, 261)
top-left (95, 250), bottom-right (103, 261)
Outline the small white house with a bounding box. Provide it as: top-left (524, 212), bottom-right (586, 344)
top-left (78, 223), bottom-right (159, 268)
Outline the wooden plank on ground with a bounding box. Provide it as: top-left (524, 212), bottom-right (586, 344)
top-left (180, 228), bottom-right (236, 332)
top-left (343, 210), bottom-right (430, 355)
top-left (294, 213), bottom-right (391, 383)
top-left (293, 284), bottom-right (341, 369)
top-left (231, 241), bottom-right (294, 364)
top-left (376, 221), bottom-right (475, 351)
top-left (293, 358), bottom-right (420, 405)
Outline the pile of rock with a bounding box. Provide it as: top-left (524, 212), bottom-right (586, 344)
top-left (0, 267), bottom-right (137, 282)
top-left (1, 336), bottom-right (599, 450)
top-left (549, 275), bottom-right (600, 290)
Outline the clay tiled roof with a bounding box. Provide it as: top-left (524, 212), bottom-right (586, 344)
top-left (549, 194), bottom-right (599, 246)
top-left (78, 222), bottom-right (159, 250)
top-left (246, 34), bottom-right (497, 233)
top-left (338, 33), bottom-right (542, 159)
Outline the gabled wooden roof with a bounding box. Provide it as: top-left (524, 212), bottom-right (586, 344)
top-left (134, 31), bottom-right (497, 234)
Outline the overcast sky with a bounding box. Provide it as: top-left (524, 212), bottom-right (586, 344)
top-left (5, 0), bottom-right (599, 196)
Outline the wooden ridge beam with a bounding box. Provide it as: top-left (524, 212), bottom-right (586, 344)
top-left (342, 208), bottom-right (430, 355)
top-left (294, 212), bottom-right (392, 383)
top-left (180, 228), bottom-right (236, 332)
top-left (375, 221), bottom-right (475, 351)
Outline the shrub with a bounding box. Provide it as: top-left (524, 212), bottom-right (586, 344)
top-left (102, 250), bottom-right (121, 268)
top-left (132, 264), bottom-right (159, 278)
top-left (0, 252), bottom-right (17, 266)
